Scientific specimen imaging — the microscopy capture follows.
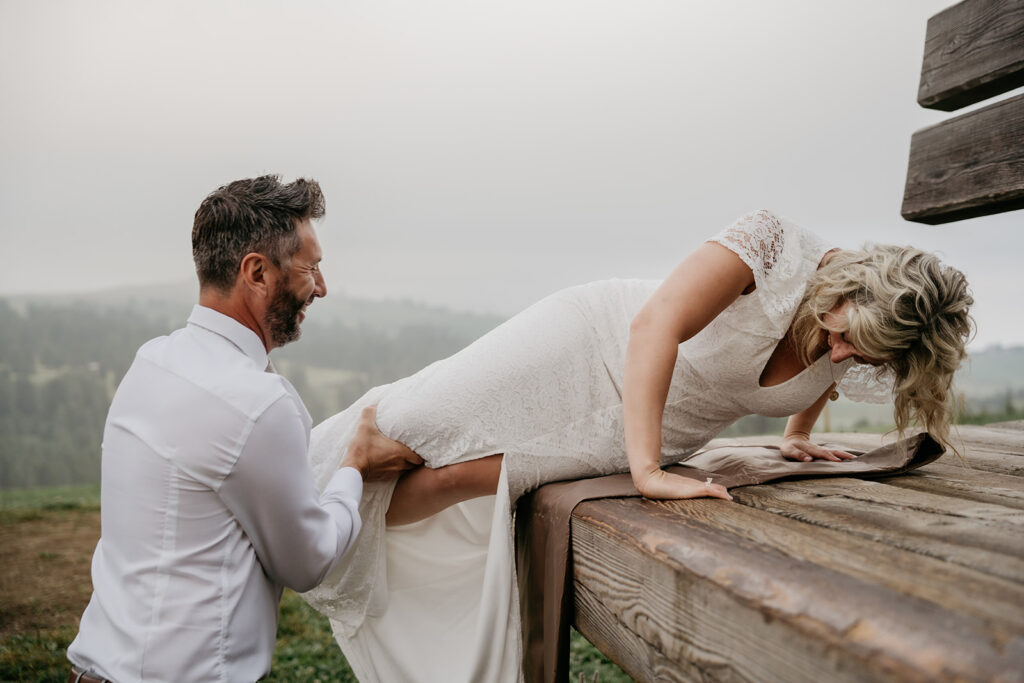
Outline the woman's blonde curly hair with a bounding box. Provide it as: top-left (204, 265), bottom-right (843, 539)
top-left (790, 245), bottom-right (974, 453)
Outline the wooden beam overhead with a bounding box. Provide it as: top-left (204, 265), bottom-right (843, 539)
top-left (917, 0), bottom-right (1024, 111)
top-left (902, 92), bottom-right (1024, 224)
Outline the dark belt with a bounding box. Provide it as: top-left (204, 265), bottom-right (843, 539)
top-left (70, 668), bottom-right (112, 683)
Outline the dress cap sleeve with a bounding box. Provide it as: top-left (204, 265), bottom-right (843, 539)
top-left (709, 209), bottom-right (829, 337)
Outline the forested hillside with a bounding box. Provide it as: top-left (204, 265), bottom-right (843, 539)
top-left (0, 292), bottom-right (501, 489)
top-left (1, 288), bottom-right (1021, 489)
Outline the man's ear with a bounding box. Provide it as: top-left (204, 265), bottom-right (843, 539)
top-left (239, 252), bottom-right (273, 297)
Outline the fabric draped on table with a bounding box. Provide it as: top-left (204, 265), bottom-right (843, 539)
top-left (515, 433), bottom-right (943, 683)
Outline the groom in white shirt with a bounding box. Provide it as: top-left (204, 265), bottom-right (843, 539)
top-left (67, 175), bottom-right (421, 682)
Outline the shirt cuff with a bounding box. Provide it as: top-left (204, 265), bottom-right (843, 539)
top-left (326, 466), bottom-right (364, 501)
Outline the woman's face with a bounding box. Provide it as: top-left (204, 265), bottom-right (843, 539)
top-left (822, 301), bottom-right (886, 366)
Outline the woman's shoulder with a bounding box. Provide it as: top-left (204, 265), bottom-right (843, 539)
top-left (709, 210), bottom-right (831, 335)
top-left (709, 209), bottom-right (826, 278)
top-left (711, 209), bottom-right (784, 255)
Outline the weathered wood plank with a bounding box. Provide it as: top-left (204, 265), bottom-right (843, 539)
top-left (733, 479), bottom-right (1024, 582)
top-left (574, 583), bottom-right (693, 682)
top-left (917, 0), bottom-right (1024, 111)
top-left (656, 494), bottom-right (1024, 634)
top-left (955, 423), bottom-right (1024, 453)
top-left (568, 426), bottom-right (1024, 680)
top-left (767, 477), bottom-right (1024, 528)
top-left (985, 420), bottom-right (1024, 432)
top-left (574, 568), bottom-right (882, 683)
top-left (901, 92), bottom-right (1024, 224)
top-left (571, 497), bottom-right (1024, 682)
top-left (876, 462), bottom-right (1024, 508)
top-left (956, 446), bottom-right (1024, 476)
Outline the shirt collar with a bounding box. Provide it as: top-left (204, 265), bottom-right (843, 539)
top-left (187, 305), bottom-right (269, 370)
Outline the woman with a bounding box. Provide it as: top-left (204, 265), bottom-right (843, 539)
top-left (302, 209), bottom-right (973, 682)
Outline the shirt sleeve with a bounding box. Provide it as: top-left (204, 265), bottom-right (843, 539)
top-left (218, 393), bottom-right (364, 592)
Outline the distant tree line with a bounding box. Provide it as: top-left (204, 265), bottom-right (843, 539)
top-left (274, 319), bottom-right (483, 415)
top-left (2, 297), bottom-right (1021, 490)
top-left (0, 299), bottom-right (486, 489)
top-left (957, 388), bottom-right (1024, 425)
top-left (0, 366), bottom-right (111, 488)
top-left (0, 300), bottom-right (173, 489)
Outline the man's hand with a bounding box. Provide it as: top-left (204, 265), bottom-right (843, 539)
top-left (780, 434), bottom-right (856, 463)
top-left (340, 405), bottom-right (423, 481)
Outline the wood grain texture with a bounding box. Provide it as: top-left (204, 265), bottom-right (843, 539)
top-left (954, 423), bottom-right (1024, 453)
top-left (571, 496), bottom-right (1024, 682)
top-left (958, 446), bottom-right (1024, 476)
top-left (901, 92), bottom-right (1024, 224)
top-left (654, 493), bottom-right (1024, 634)
top-left (917, 0), bottom-right (1024, 111)
top-left (574, 583), bottom-right (695, 683)
top-left (568, 425), bottom-right (1024, 681)
top-left (733, 479), bottom-right (1024, 582)
top-left (876, 462), bottom-right (1024, 508)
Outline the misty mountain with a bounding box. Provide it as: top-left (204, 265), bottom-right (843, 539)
top-left (4, 280), bottom-right (502, 337)
top-left (1, 284), bottom-right (1020, 489)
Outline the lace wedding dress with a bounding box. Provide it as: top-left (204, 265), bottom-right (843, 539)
top-left (302, 210), bottom-right (890, 682)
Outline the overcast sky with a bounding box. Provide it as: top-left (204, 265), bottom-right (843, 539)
top-left (1, 0), bottom-right (1020, 349)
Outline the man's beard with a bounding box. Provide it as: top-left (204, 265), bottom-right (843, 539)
top-left (264, 282), bottom-right (306, 347)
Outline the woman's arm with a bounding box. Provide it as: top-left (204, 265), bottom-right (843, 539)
top-left (780, 387), bottom-right (857, 462)
top-left (623, 242), bottom-right (754, 500)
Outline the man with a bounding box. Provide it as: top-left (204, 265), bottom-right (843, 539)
top-left (67, 176), bottom-right (420, 682)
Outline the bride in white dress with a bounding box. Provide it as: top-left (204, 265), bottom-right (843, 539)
top-left (301, 209), bottom-right (973, 682)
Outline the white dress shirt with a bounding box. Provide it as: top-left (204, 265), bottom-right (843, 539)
top-left (68, 305), bottom-right (363, 682)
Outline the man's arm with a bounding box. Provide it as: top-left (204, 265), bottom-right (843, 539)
top-left (218, 394), bottom-right (365, 592)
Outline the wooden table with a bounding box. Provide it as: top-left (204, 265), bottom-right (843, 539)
top-left (570, 423), bottom-right (1024, 682)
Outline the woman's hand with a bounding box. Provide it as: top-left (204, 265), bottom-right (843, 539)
top-left (635, 467), bottom-right (733, 501)
top-left (780, 434), bottom-right (856, 463)
top-left (623, 243), bottom-right (753, 507)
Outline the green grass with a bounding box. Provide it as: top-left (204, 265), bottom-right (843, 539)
top-left (570, 628), bottom-right (633, 682)
top-left (0, 484), bottom-right (100, 525)
top-left (2, 485), bottom-right (631, 682)
top-left (1, 592), bottom-right (630, 682)
top-left (0, 627), bottom-right (80, 682)
top-left (269, 591), bottom-right (630, 682)
top-left (268, 591), bottom-right (357, 682)
top-left (0, 484), bottom-right (101, 510)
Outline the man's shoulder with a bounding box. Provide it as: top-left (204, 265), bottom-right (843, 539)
top-left (107, 326), bottom-right (304, 487)
top-left (133, 326), bottom-right (292, 422)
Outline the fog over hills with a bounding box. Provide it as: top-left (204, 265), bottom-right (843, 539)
top-left (11, 280), bottom-right (1019, 394)
top-left (5, 280), bottom-right (502, 337)
top-left (1, 284), bottom-right (1020, 489)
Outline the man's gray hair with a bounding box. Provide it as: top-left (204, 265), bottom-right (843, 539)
top-left (192, 175), bottom-right (325, 292)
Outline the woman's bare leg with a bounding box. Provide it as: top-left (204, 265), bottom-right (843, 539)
top-left (386, 454), bottom-right (504, 526)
